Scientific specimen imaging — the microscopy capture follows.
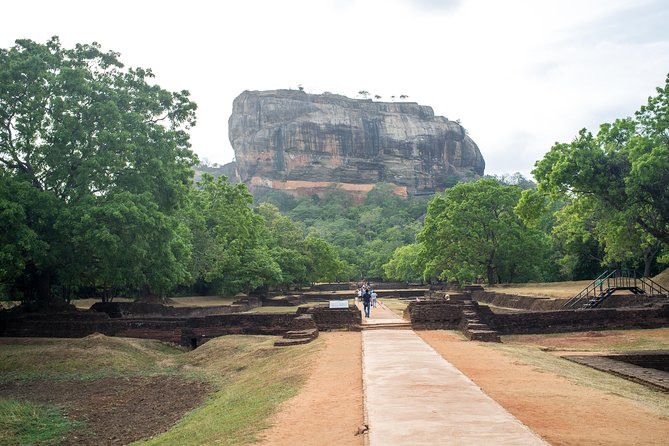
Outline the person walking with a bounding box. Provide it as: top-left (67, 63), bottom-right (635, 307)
top-left (371, 289), bottom-right (377, 308)
top-left (362, 288), bottom-right (372, 318)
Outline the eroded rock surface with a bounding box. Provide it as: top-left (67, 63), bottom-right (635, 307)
top-left (227, 90), bottom-right (485, 197)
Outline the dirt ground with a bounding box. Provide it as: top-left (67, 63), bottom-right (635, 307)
top-left (418, 330), bottom-right (669, 446)
top-left (255, 331), bottom-right (364, 446)
top-left (260, 329), bottom-right (668, 446)
top-left (0, 376), bottom-right (210, 445)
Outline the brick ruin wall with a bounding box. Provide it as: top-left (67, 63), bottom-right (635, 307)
top-left (302, 306), bottom-right (362, 331)
top-left (473, 291), bottom-right (669, 311)
top-left (91, 301), bottom-right (256, 318)
top-left (404, 301), bottom-right (463, 329)
top-left (488, 305), bottom-right (669, 334)
top-left (0, 303), bottom-right (363, 347)
top-left (405, 296), bottom-right (669, 335)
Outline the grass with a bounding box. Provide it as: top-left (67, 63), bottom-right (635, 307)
top-left (381, 298), bottom-right (410, 318)
top-left (72, 296), bottom-right (237, 310)
top-left (486, 280), bottom-right (591, 298)
top-left (0, 334), bottom-right (321, 445)
top-left (169, 296), bottom-right (237, 307)
top-left (490, 329), bottom-right (669, 418)
top-left (135, 335), bottom-right (321, 445)
top-left (246, 301), bottom-right (345, 314)
top-left (0, 400), bottom-right (80, 446)
top-left (0, 334), bottom-right (186, 383)
top-left (502, 328), bottom-right (669, 352)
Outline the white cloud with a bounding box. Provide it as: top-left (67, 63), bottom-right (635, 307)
top-left (2, 0), bottom-right (668, 177)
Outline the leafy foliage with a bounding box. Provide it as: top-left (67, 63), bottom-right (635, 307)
top-left (532, 73), bottom-right (669, 276)
top-left (417, 178), bottom-right (550, 284)
top-left (0, 37), bottom-right (197, 302)
top-left (255, 184), bottom-right (429, 281)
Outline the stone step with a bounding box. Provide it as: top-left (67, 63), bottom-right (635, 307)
top-left (362, 322), bottom-right (413, 330)
top-left (274, 337), bottom-right (314, 347)
top-left (465, 329), bottom-right (501, 343)
top-left (466, 323), bottom-right (489, 330)
top-left (283, 328), bottom-right (318, 339)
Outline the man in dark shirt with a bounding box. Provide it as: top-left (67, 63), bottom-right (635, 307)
top-left (362, 288), bottom-right (372, 318)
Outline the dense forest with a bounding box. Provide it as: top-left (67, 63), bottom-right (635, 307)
top-left (1, 38), bottom-right (668, 305)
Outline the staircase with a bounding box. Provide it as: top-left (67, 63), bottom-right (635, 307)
top-left (459, 301), bottom-right (501, 342)
top-left (274, 314), bottom-right (319, 347)
top-left (362, 321), bottom-right (412, 330)
top-left (565, 270), bottom-right (669, 309)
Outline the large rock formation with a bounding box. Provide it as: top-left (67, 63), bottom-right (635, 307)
top-left (227, 90), bottom-right (485, 198)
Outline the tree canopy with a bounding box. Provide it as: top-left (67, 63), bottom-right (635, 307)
top-left (0, 37), bottom-right (198, 302)
top-left (416, 178), bottom-right (549, 284)
top-left (531, 73), bottom-right (669, 275)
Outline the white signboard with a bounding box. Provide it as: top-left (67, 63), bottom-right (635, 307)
top-left (329, 300), bottom-right (349, 309)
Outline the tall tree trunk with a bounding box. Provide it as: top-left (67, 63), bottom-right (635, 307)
top-left (486, 264), bottom-right (495, 285)
top-left (36, 269), bottom-right (51, 303)
top-left (643, 242), bottom-right (661, 277)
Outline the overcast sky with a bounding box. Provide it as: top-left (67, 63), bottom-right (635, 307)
top-left (3, 0), bottom-right (668, 177)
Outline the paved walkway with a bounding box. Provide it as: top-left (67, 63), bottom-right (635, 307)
top-left (363, 329), bottom-right (548, 445)
top-left (356, 300), bottom-right (408, 326)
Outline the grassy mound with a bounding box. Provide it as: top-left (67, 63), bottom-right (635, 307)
top-left (652, 266), bottom-right (669, 289)
top-left (141, 335), bottom-right (320, 445)
top-left (0, 334), bottom-right (321, 445)
top-left (0, 333), bottom-right (184, 383)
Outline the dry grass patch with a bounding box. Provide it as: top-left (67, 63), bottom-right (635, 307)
top-left (380, 298), bottom-right (410, 318)
top-left (488, 341), bottom-right (669, 419)
top-left (139, 335), bottom-right (321, 446)
top-left (487, 280), bottom-right (591, 298)
top-left (0, 334), bottom-right (184, 383)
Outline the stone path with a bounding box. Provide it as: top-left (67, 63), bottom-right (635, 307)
top-left (362, 329), bottom-right (549, 445)
top-left (357, 300), bottom-right (410, 328)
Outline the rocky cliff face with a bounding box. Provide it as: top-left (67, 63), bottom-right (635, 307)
top-left (228, 90), bottom-right (485, 198)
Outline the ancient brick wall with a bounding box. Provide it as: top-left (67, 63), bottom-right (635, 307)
top-left (91, 301), bottom-right (251, 318)
top-left (489, 305), bottom-right (669, 334)
top-left (473, 291), bottom-right (669, 311)
top-left (304, 307), bottom-right (361, 331)
top-left (472, 292), bottom-right (564, 311)
top-left (1, 309), bottom-right (307, 347)
top-left (404, 301), bottom-right (463, 329)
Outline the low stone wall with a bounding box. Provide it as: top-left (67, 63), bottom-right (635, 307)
top-left (0, 311), bottom-right (186, 343)
top-left (311, 283), bottom-right (353, 291)
top-left (303, 306), bottom-right (361, 331)
top-left (181, 313), bottom-right (301, 347)
top-left (473, 291), bottom-right (669, 311)
top-left (404, 301), bottom-right (463, 329)
top-left (472, 292), bottom-right (564, 311)
top-left (91, 302), bottom-right (251, 318)
top-left (0, 308), bottom-right (317, 348)
top-left (401, 298), bottom-right (669, 335)
top-left (489, 305), bottom-right (669, 334)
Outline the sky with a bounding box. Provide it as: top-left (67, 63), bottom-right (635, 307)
top-left (2, 0), bottom-right (669, 178)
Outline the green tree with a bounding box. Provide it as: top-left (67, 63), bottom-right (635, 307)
top-left (0, 37), bottom-right (198, 303)
top-left (533, 74), bottom-right (669, 252)
top-left (383, 243), bottom-right (424, 282)
top-left (186, 175), bottom-right (281, 295)
top-left (418, 178), bottom-right (548, 284)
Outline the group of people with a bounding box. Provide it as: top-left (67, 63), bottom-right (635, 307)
top-left (357, 284), bottom-right (377, 318)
